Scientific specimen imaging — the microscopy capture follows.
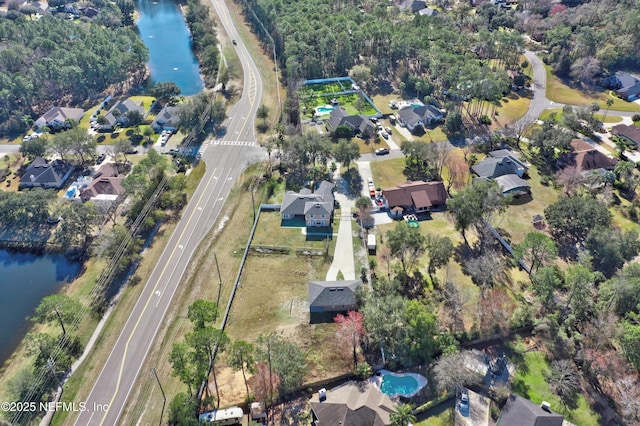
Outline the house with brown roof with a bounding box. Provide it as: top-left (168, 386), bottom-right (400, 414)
top-left (557, 139), bottom-right (617, 173)
top-left (382, 180), bottom-right (447, 217)
top-left (612, 124), bottom-right (640, 148)
top-left (310, 381), bottom-right (396, 426)
top-left (80, 163), bottom-right (125, 202)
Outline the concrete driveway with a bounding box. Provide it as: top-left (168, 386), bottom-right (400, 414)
top-left (455, 388), bottom-right (490, 426)
top-left (326, 165), bottom-right (356, 281)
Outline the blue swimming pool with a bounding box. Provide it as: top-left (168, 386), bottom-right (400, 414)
top-left (376, 370), bottom-right (428, 398)
top-left (316, 105), bottom-right (336, 114)
top-left (380, 374), bottom-right (419, 397)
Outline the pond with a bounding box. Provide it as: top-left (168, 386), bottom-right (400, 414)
top-left (0, 250), bottom-right (81, 365)
top-left (135, 0), bottom-right (204, 96)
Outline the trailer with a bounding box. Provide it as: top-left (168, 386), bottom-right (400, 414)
top-left (199, 406), bottom-right (244, 425)
top-left (367, 234), bottom-right (376, 254)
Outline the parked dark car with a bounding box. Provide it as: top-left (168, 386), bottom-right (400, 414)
top-left (375, 148), bottom-right (389, 155)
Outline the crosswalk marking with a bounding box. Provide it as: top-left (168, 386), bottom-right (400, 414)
top-left (212, 140), bottom-right (257, 146)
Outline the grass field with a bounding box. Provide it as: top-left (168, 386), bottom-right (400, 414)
top-left (252, 211), bottom-right (336, 250)
top-left (539, 108), bottom-right (623, 124)
top-left (497, 165), bottom-right (558, 245)
top-left (493, 92), bottom-right (532, 126)
top-left (354, 136), bottom-right (389, 155)
top-left (512, 352), bottom-right (600, 426)
top-left (370, 156), bottom-right (406, 188)
top-left (544, 65), bottom-right (640, 112)
top-left (415, 407), bottom-right (455, 426)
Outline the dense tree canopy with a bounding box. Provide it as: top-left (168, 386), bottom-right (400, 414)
top-left (0, 16), bottom-right (148, 136)
top-left (544, 196), bottom-right (612, 245)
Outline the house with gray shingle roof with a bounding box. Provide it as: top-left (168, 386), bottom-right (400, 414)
top-left (325, 107), bottom-right (375, 137)
top-left (34, 106), bottom-right (84, 129)
top-left (19, 157), bottom-right (74, 189)
top-left (310, 380), bottom-right (395, 426)
top-left (471, 155), bottom-right (527, 179)
top-left (397, 104), bottom-right (443, 134)
top-left (151, 106), bottom-right (181, 133)
top-left (602, 71), bottom-right (640, 100)
top-left (96, 99), bottom-right (145, 132)
top-left (309, 280), bottom-right (362, 318)
top-left (281, 181), bottom-right (335, 227)
top-left (498, 394), bottom-right (563, 426)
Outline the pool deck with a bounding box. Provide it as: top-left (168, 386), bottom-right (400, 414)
top-left (372, 369), bottom-right (428, 399)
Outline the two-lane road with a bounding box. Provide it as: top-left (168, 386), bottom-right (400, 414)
top-left (74, 0), bottom-right (264, 423)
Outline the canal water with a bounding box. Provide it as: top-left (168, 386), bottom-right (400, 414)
top-left (0, 250), bottom-right (81, 365)
top-left (136, 0), bottom-right (205, 96)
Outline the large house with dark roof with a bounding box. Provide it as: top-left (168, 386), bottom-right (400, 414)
top-left (557, 139), bottom-right (617, 173)
top-left (310, 380), bottom-right (395, 426)
top-left (325, 107), bottom-right (375, 137)
top-left (472, 151), bottom-right (527, 179)
top-left (309, 280), bottom-right (362, 319)
top-left (397, 104), bottom-right (444, 134)
top-left (602, 71), bottom-right (640, 100)
top-left (612, 123), bottom-right (640, 148)
top-left (151, 106), bottom-right (181, 133)
top-left (95, 99), bottom-right (146, 132)
top-left (281, 181), bottom-right (335, 227)
top-left (34, 107), bottom-right (85, 130)
top-left (382, 180), bottom-right (447, 217)
top-left (19, 157), bottom-right (75, 189)
top-left (498, 395), bottom-right (563, 426)
top-left (472, 150), bottom-right (530, 196)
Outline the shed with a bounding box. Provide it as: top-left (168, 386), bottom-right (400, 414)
top-left (367, 234), bottom-right (376, 254)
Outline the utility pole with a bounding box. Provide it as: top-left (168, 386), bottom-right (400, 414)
top-left (213, 252), bottom-right (222, 322)
top-left (250, 185), bottom-right (256, 222)
top-left (54, 307), bottom-right (66, 336)
top-left (152, 368), bottom-right (167, 426)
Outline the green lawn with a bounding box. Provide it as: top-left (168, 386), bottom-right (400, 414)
top-left (493, 92), bottom-right (532, 126)
top-left (544, 65), bottom-right (640, 112)
top-left (521, 55), bottom-right (533, 79)
top-left (512, 352), bottom-right (600, 426)
top-left (539, 108), bottom-right (622, 124)
top-left (498, 165), bottom-right (559, 245)
top-left (415, 407), bottom-right (455, 426)
top-left (539, 108), bottom-right (563, 122)
top-left (593, 113), bottom-right (623, 123)
top-left (355, 136), bottom-right (390, 155)
top-left (370, 157), bottom-right (406, 189)
top-left (252, 211), bottom-right (337, 250)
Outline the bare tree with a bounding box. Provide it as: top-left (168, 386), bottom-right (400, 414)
top-left (432, 351), bottom-right (480, 395)
top-left (427, 142), bottom-right (452, 179)
top-left (507, 116), bottom-right (535, 149)
top-left (614, 375), bottom-right (640, 424)
top-left (546, 360), bottom-right (581, 410)
top-left (465, 250), bottom-right (505, 296)
top-left (556, 166), bottom-right (586, 196)
top-left (442, 279), bottom-right (473, 333)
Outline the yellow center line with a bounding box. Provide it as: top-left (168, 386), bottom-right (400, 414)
top-left (100, 167), bottom-right (218, 424)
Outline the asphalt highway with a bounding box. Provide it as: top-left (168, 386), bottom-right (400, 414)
top-left (73, 0), bottom-right (264, 423)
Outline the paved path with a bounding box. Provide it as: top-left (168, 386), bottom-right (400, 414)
top-left (326, 165), bottom-right (356, 281)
